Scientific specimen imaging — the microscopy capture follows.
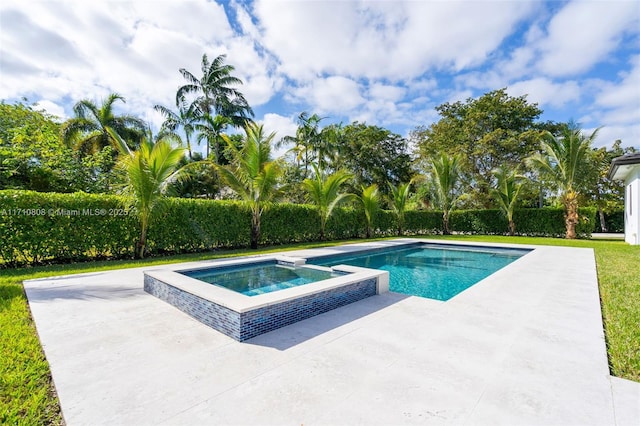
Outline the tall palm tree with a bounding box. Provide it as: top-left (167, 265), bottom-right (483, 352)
top-left (359, 184), bottom-right (380, 239)
top-left (107, 128), bottom-right (186, 258)
top-left (428, 153), bottom-right (463, 235)
top-left (279, 112), bottom-right (324, 177)
top-left (491, 166), bottom-right (525, 236)
top-left (302, 164), bottom-right (353, 240)
top-left (177, 54), bottom-right (253, 129)
top-left (215, 123), bottom-right (283, 249)
top-left (388, 180), bottom-right (413, 236)
top-left (526, 123), bottom-right (599, 239)
top-left (62, 93), bottom-right (146, 155)
top-left (154, 99), bottom-right (198, 159)
top-left (195, 113), bottom-right (231, 162)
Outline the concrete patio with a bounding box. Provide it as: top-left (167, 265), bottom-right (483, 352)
top-left (24, 239), bottom-right (639, 425)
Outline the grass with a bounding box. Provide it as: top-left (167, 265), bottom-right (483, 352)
top-left (1, 236), bottom-right (638, 424)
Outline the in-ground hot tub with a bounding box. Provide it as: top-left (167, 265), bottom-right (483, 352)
top-left (144, 255), bottom-right (388, 341)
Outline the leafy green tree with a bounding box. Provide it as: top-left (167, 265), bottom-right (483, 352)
top-left (177, 54), bottom-right (253, 129)
top-left (171, 152), bottom-right (220, 199)
top-left (582, 140), bottom-right (636, 231)
top-left (388, 180), bottom-right (414, 236)
top-left (412, 88), bottom-right (544, 207)
top-left (61, 93), bottom-right (146, 155)
top-left (526, 123), bottom-right (599, 239)
top-left (108, 128), bottom-right (186, 258)
top-left (302, 164), bottom-right (353, 240)
top-left (0, 101), bottom-right (118, 192)
top-left (215, 123), bottom-right (283, 249)
top-left (280, 162), bottom-right (308, 204)
top-left (335, 122), bottom-right (414, 197)
top-left (491, 166), bottom-right (525, 236)
top-left (428, 154), bottom-right (463, 234)
top-left (359, 184), bottom-right (380, 239)
top-left (154, 99), bottom-right (199, 159)
top-left (1, 101), bottom-right (61, 190)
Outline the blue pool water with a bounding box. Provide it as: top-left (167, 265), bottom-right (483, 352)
top-left (181, 262), bottom-right (338, 296)
top-left (310, 244), bottom-right (529, 301)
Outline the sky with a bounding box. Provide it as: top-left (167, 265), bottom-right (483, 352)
top-left (1, 0), bottom-right (639, 153)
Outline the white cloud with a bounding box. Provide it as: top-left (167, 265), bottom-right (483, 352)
top-left (407, 78), bottom-right (438, 94)
top-left (507, 78), bottom-right (581, 108)
top-left (578, 55), bottom-right (640, 149)
top-left (231, 0), bottom-right (262, 40)
top-left (455, 70), bottom-right (505, 91)
top-left (537, 1), bottom-right (639, 77)
top-left (368, 84), bottom-right (406, 102)
top-left (128, 1), bottom-right (233, 43)
top-left (253, 0), bottom-right (536, 81)
top-left (0, 0), bottom-right (262, 124)
top-left (260, 113), bottom-right (298, 157)
top-left (0, 0), bottom-right (637, 153)
top-left (261, 113), bottom-right (297, 140)
top-left (222, 37), bottom-right (281, 107)
top-left (292, 76), bottom-right (364, 114)
top-left (33, 100), bottom-right (66, 120)
top-left (595, 55), bottom-right (640, 109)
top-left (585, 125), bottom-right (640, 149)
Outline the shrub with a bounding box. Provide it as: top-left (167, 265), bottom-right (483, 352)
top-left (450, 209), bottom-right (504, 234)
top-left (147, 198), bottom-right (251, 252)
top-left (0, 190), bottom-right (136, 265)
top-left (262, 203), bottom-right (320, 244)
top-left (403, 210), bottom-right (443, 235)
top-left (513, 207), bottom-right (596, 238)
top-left (594, 210), bottom-right (624, 233)
top-left (0, 190), bottom-right (597, 266)
top-left (326, 207), bottom-right (363, 240)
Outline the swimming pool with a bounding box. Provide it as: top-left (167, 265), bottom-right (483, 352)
top-left (180, 261), bottom-right (342, 296)
top-left (309, 243), bottom-right (530, 301)
top-left (144, 240), bottom-right (530, 341)
top-left (144, 255), bottom-right (388, 341)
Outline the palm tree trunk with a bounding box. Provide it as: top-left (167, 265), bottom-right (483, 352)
top-left (214, 137), bottom-right (220, 165)
top-left (185, 135), bottom-right (193, 160)
top-left (319, 209), bottom-right (328, 241)
top-left (508, 219), bottom-right (515, 236)
top-left (442, 210), bottom-right (451, 235)
top-left (598, 207), bottom-right (607, 232)
top-left (250, 212), bottom-right (260, 249)
top-left (137, 216), bottom-right (148, 259)
top-left (564, 191), bottom-right (579, 239)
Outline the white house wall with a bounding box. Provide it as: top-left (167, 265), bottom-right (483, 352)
top-left (625, 167), bottom-right (640, 245)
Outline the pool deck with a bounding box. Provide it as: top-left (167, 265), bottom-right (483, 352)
top-left (24, 239), bottom-right (639, 425)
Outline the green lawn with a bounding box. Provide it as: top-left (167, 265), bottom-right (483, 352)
top-left (1, 236), bottom-right (638, 424)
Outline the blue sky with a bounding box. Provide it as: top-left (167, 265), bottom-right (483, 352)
top-left (1, 0), bottom-right (638, 151)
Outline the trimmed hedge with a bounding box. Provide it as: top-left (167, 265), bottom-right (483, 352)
top-left (594, 210), bottom-right (624, 233)
top-left (0, 190), bottom-right (596, 266)
top-left (148, 198), bottom-right (251, 252)
top-left (0, 191), bottom-right (136, 264)
top-left (449, 207), bottom-right (597, 237)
